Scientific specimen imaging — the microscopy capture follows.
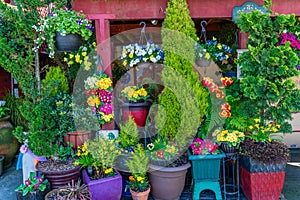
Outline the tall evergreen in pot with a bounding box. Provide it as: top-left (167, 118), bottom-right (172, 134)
top-left (149, 0), bottom-right (208, 199)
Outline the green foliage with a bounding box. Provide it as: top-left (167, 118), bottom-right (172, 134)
top-left (0, 103), bottom-right (9, 119)
top-left (42, 66), bottom-right (69, 96)
top-left (3, 93), bottom-right (26, 127)
top-left (87, 136), bottom-right (121, 177)
top-left (15, 172), bottom-right (48, 196)
top-left (224, 78), bottom-right (253, 132)
top-left (119, 116), bottom-right (139, 149)
top-left (157, 0), bottom-right (208, 148)
top-left (236, 11), bottom-right (300, 134)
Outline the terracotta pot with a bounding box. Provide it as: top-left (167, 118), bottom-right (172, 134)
top-left (63, 131), bottom-right (92, 150)
top-left (37, 163), bottom-right (81, 189)
top-left (82, 169), bottom-right (122, 200)
top-left (130, 187), bottom-right (151, 200)
top-left (121, 101), bottom-right (151, 127)
top-left (55, 32), bottom-right (82, 52)
top-left (0, 116), bottom-right (18, 168)
top-left (149, 162), bottom-right (190, 200)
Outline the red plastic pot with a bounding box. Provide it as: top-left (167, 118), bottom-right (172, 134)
top-left (240, 165), bottom-right (285, 200)
top-left (121, 101), bottom-right (151, 127)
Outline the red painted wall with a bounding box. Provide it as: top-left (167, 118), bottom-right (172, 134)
top-left (73, 0), bottom-right (300, 19)
top-left (0, 67), bottom-right (11, 99)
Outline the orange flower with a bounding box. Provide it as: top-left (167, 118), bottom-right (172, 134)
top-left (129, 176), bottom-right (135, 182)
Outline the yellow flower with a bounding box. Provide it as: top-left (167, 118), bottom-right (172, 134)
top-left (204, 52), bottom-right (211, 59)
top-left (276, 124), bottom-right (281, 128)
top-left (104, 168), bottom-right (113, 174)
top-left (74, 161), bottom-right (79, 166)
top-left (82, 52), bottom-right (87, 57)
top-left (87, 97), bottom-right (95, 107)
top-left (249, 125), bottom-right (254, 130)
top-left (69, 54), bottom-right (74, 59)
top-left (129, 53), bottom-right (133, 58)
top-left (123, 60), bottom-right (127, 66)
top-left (217, 43), bottom-right (222, 50)
top-left (254, 118), bottom-right (260, 123)
top-left (63, 57), bottom-right (67, 62)
top-left (272, 127), bottom-right (278, 132)
top-left (84, 61), bottom-right (92, 71)
top-left (67, 61), bottom-right (73, 65)
top-left (94, 97), bottom-right (100, 105)
top-left (75, 54), bottom-right (81, 63)
top-left (254, 124), bottom-right (259, 128)
top-left (92, 42), bottom-right (96, 47)
top-left (137, 176), bottom-right (144, 182)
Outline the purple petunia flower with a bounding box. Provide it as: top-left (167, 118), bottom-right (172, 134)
top-left (76, 19), bottom-right (83, 25)
top-left (296, 66), bottom-right (300, 70)
top-left (86, 25), bottom-right (94, 32)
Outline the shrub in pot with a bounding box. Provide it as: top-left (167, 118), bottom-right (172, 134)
top-left (13, 67), bottom-right (81, 189)
top-left (81, 135), bottom-right (122, 200)
top-left (125, 145), bottom-right (150, 200)
top-left (148, 0), bottom-right (209, 199)
top-left (235, 2), bottom-right (300, 198)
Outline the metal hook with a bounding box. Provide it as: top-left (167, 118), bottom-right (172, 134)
top-left (200, 20), bottom-right (207, 32)
top-left (199, 20), bottom-right (207, 43)
top-left (140, 21), bottom-right (146, 33)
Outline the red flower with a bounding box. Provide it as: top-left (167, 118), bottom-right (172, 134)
top-left (215, 90), bottom-right (224, 99)
top-left (220, 102), bottom-right (231, 111)
top-left (219, 110), bottom-right (231, 118)
top-left (221, 77), bottom-right (233, 87)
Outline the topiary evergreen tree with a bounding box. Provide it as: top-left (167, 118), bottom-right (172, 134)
top-left (236, 9), bottom-right (300, 133)
top-left (156, 0), bottom-right (208, 149)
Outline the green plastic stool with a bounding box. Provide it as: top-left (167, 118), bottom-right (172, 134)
top-left (193, 180), bottom-right (222, 200)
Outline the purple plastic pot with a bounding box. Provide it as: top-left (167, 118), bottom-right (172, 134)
top-left (82, 169), bottom-right (122, 200)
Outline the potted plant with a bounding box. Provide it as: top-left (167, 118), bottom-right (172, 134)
top-left (187, 138), bottom-right (225, 200)
top-left (235, 2), bottom-right (300, 199)
top-left (82, 135), bottom-right (122, 200)
top-left (120, 85), bottom-right (151, 127)
top-left (116, 116), bottom-right (139, 171)
top-left (147, 0), bottom-right (209, 199)
top-left (239, 120), bottom-right (290, 200)
top-left (84, 72), bottom-right (114, 128)
top-left (213, 129), bottom-right (245, 153)
top-left (45, 179), bottom-right (91, 200)
top-left (33, 6), bottom-right (94, 58)
top-left (13, 67), bottom-right (81, 189)
top-left (196, 37), bottom-right (236, 75)
top-left (15, 172), bottom-right (51, 200)
top-left (0, 101), bottom-right (18, 168)
top-left (120, 41), bottom-right (164, 68)
top-left (125, 145), bottom-right (150, 200)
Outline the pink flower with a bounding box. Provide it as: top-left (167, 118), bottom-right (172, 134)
top-left (25, 180), bottom-right (31, 186)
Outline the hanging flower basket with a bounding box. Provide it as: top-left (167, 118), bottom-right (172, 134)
top-left (55, 32), bottom-right (82, 52)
